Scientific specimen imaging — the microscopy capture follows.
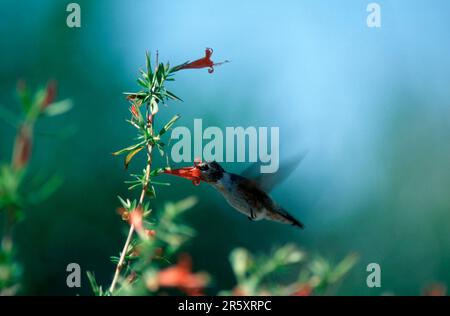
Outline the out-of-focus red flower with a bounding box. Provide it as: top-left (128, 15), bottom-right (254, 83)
top-left (117, 207), bottom-right (129, 221)
top-left (174, 48), bottom-right (228, 73)
top-left (291, 284), bottom-right (313, 296)
top-left (129, 207), bottom-right (155, 240)
top-left (129, 206), bottom-right (145, 235)
top-left (163, 160), bottom-right (203, 185)
top-left (232, 287), bottom-right (247, 296)
top-left (17, 80), bottom-right (27, 93)
top-left (42, 80), bottom-right (57, 109)
top-left (12, 124), bottom-right (33, 170)
top-left (127, 271), bottom-right (137, 283)
top-left (157, 254), bottom-right (209, 295)
top-left (422, 283), bottom-right (447, 296)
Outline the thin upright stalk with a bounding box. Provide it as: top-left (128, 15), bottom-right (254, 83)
top-left (109, 223), bottom-right (135, 293)
top-left (109, 102), bottom-right (155, 294)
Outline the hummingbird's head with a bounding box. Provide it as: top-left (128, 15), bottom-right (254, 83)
top-left (197, 161), bottom-right (225, 183)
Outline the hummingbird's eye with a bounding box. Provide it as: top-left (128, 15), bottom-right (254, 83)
top-left (198, 164), bottom-right (209, 171)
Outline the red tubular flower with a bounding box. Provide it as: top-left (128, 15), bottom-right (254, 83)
top-left (130, 104), bottom-right (139, 119)
top-left (12, 124), bottom-right (33, 170)
top-left (291, 284), bottom-right (313, 296)
top-left (42, 80), bottom-right (57, 109)
top-left (117, 207), bottom-right (129, 221)
top-left (157, 254), bottom-right (209, 295)
top-left (422, 283), bottom-right (447, 296)
top-left (232, 287), bottom-right (247, 296)
top-left (174, 48), bottom-right (229, 73)
top-left (129, 206), bottom-right (144, 235)
top-left (163, 160), bottom-right (203, 185)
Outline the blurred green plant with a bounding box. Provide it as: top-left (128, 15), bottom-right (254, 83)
top-left (88, 196), bottom-right (201, 296)
top-left (222, 245), bottom-right (357, 296)
top-left (0, 81), bottom-right (72, 295)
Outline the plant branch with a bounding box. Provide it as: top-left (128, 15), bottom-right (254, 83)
top-left (107, 49), bottom-right (212, 295)
top-left (109, 102), bottom-right (155, 294)
top-left (109, 222), bottom-right (135, 293)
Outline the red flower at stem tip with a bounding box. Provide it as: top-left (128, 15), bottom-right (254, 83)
top-left (12, 124), bottom-right (33, 170)
top-left (42, 80), bottom-right (57, 109)
top-left (163, 159), bottom-right (203, 185)
top-left (174, 48), bottom-right (229, 73)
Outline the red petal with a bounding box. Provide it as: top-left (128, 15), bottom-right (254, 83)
top-left (42, 80), bottom-right (57, 109)
top-left (164, 165), bottom-right (203, 184)
top-left (12, 125), bottom-right (33, 170)
top-left (175, 48), bottom-right (228, 73)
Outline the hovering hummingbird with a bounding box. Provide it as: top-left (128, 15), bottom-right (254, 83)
top-left (164, 156), bottom-right (305, 228)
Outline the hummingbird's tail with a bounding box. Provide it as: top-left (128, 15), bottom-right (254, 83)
top-left (266, 207), bottom-right (304, 229)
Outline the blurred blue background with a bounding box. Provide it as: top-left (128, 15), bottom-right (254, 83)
top-left (1, 0), bottom-right (450, 295)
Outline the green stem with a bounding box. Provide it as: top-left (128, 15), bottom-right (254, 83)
top-left (109, 98), bottom-right (156, 294)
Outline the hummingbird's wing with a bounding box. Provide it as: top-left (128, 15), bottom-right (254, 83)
top-left (227, 174), bottom-right (304, 228)
top-left (241, 152), bottom-right (306, 192)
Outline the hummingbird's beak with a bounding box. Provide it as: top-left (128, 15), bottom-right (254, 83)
top-left (163, 164), bottom-right (203, 185)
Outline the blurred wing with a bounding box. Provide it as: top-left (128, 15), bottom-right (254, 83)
top-left (241, 152), bottom-right (307, 192)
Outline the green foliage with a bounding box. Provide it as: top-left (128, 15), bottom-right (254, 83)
top-left (0, 165), bottom-right (24, 212)
top-left (159, 114), bottom-right (180, 136)
top-left (96, 52), bottom-right (195, 295)
top-left (222, 246), bottom-right (357, 296)
top-left (42, 100), bottom-right (73, 117)
top-left (305, 253), bottom-right (359, 294)
top-left (113, 52), bottom-right (183, 171)
top-left (0, 81), bottom-right (72, 295)
top-left (0, 242), bottom-right (22, 295)
top-left (0, 82), bottom-right (70, 219)
top-left (87, 196), bottom-right (198, 296)
top-left (226, 244), bottom-right (305, 295)
top-left (86, 272), bottom-right (109, 296)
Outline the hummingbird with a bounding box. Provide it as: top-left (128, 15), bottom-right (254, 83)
top-left (164, 156), bottom-right (305, 228)
top-left (196, 161), bottom-right (304, 228)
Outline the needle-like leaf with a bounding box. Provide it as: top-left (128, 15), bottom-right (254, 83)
top-left (158, 114), bottom-right (180, 136)
top-left (125, 146), bottom-right (144, 169)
